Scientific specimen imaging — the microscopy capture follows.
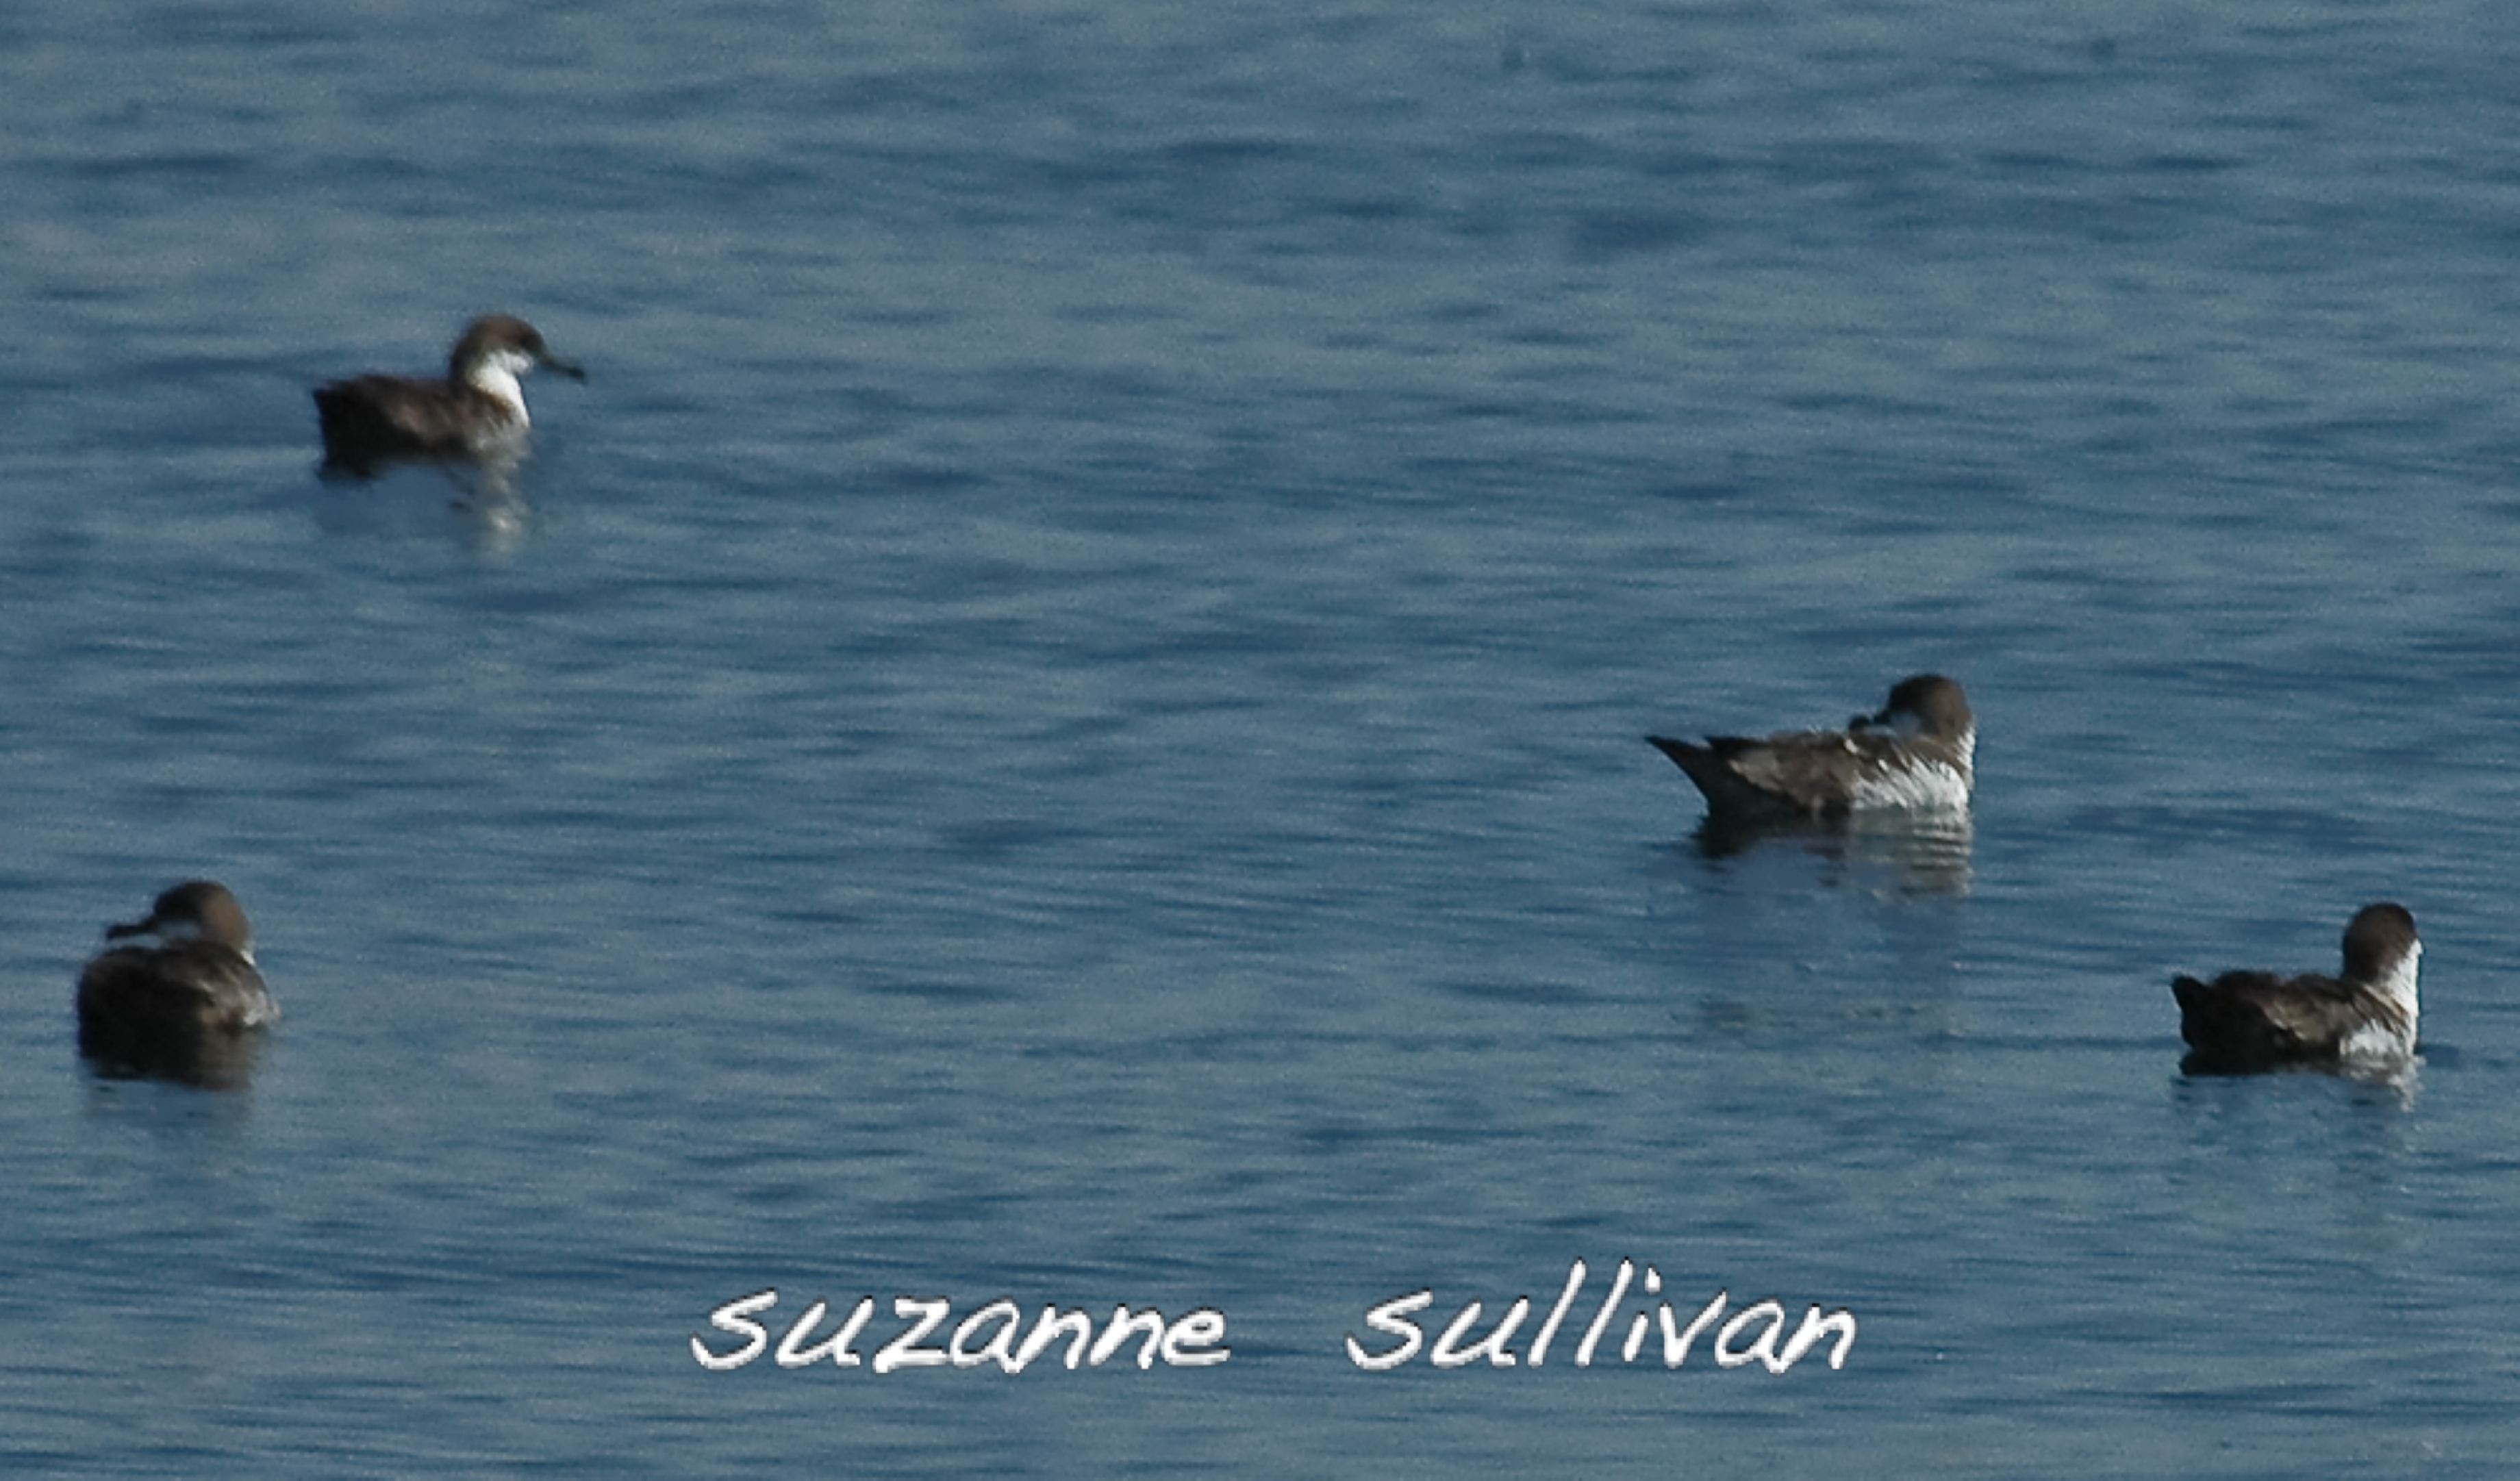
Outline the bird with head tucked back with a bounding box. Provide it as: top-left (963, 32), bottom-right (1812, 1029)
top-left (76, 881), bottom-right (277, 1082)
top-left (1648, 673), bottom-right (1975, 821)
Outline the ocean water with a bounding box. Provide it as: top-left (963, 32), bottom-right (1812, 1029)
top-left (8, 0), bottom-right (2520, 1473)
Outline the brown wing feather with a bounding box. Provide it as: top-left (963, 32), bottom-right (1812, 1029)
top-left (79, 944), bottom-right (266, 1028)
top-left (1721, 730), bottom-right (1904, 814)
top-left (1652, 735), bottom-right (1807, 815)
top-left (2173, 970), bottom-right (2360, 1071)
top-left (314, 376), bottom-right (511, 470)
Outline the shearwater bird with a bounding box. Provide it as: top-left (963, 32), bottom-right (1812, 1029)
top-left (76, 881), bottom-right (277, 1085)
top-left (2172, 903), bottom-right (2420, 1075)
top-left (313, 314), bottom-right (584, 474)
top-left (1648, 673), bottom-right (1976, 821)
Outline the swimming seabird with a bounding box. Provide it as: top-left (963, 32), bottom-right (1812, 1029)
top-left (1648, 674), bottom-right (1976, 820)
top-left (76, 881), bottom-right (277, 1083)
top-left (2172, 902), bottom-right (2420, 1074)
top-left (313, 314), bottom-right (584, 474)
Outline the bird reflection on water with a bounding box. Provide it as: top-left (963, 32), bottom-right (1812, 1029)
top-left (1690, 806), bottom-right (1974, 898)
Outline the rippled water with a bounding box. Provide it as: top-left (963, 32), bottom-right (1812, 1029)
top-left (8, 1), bottom-right (2520, 1474)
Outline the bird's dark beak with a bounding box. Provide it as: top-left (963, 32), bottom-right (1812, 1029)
top-left (104, 915), bottom-right (155, 942)
top-left (540, 351), bottom-right (587, 381)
